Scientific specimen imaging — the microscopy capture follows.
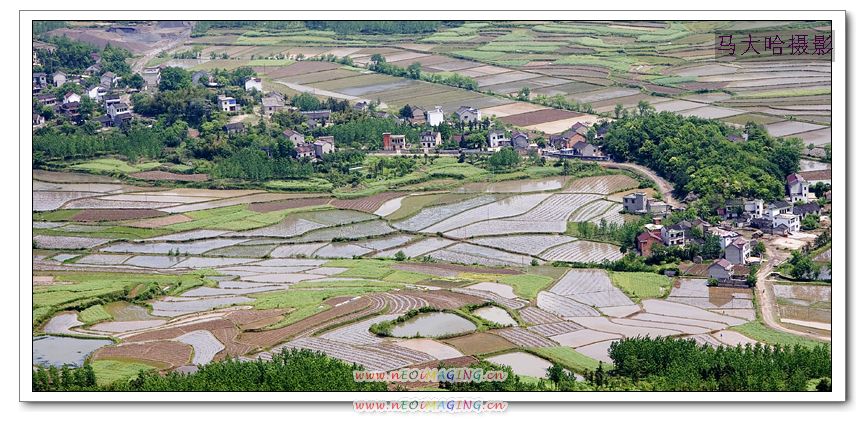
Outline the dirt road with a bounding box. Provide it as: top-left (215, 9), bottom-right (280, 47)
top-left (754, 244), bottom-right (831, 342)
top-left (600, 161), bottom-right (682, 208)
top-left (131, 25), bottom-right (192, 75)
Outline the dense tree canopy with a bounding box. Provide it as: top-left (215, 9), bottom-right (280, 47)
top-left (598, 111), bottom-right (802, 211)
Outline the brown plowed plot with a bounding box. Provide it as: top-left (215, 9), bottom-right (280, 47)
top-left (238, 296), bottom-right (373, 348)
top-left (442, 332), bottom-right (517, 356)
top-left (500, 109), bottom-right (580, 127)
top-left (34, 170), bottom-right (119, 184)
top-left (122, 318), bottom-right (253, 360)
top-left (491, 327), bottom-right (558, 348)
top-left (70, 208), bottom-right (167, 222)
top-left (247, 197), bottom-right (331, 213)
top-left (92, 340), bottom-right (192, 369)
top-left (125, 214), bottom-right (192, 228)
top-left (276, 60), bottom-right (340, 77)
top-left (401, 290), bottom-right (486, 310)
top-left (129, 171), bottom-right (210, 182)
top-left (564, 174), bottom-right (639, 194)
top-left (225, 309), bottom-right (290, 330)
top-left (519, 306), bottom-right (564, 325)
top-left (330, 192), bottom-right (405, 213)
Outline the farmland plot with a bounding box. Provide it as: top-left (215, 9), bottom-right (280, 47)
top-left (43, 312), bottom-right (85, 336)
top-left (565, 174), bottom-right (639, 194)
top-left (549, 329), bottom-right (622, 348)
top-left (392, 195), bottom-right (496, 232)
top-left (510, 194), bottom-right (603, 221)
top-left (147, 230), bottom-right (231, 242)
top-left (92, 340), bottom-right (192, 369)
top-left (205, 243), bottom-right (277, 258)
top-left (586, 202), bottom-right (625, 226)
top-left (421, 193), bottom-right (552, 234)
top-left (312, 243), bottom-right (373, 258)
top-left (172, 257), bottom-right (258, 269)
top-left (89, 320), bottom-right (166, 333)
top-left (234, 216), bottom-right (325, 238)
top-left (447, 220), bottom-right (566, 239)
top-left (466, 282), bottom-right (517, 299)
top-left (640, 299), bottom-right (747, 326)
top-left (395, 339), bottom-right (463, 360)
top-left (456, 177), bottom-right (565, 193)
top-left (34, 191), bottom-right (108, 212)
top-left (764, 121), bottom-right (826, 137)
top-left (490, 327), bottom-right (557, 348)
top-left (124, 255), bottom-right (187, 269)
top-left (574, 339), bottom-right (616, 364)
top-left (175, 330), bottom-right (225, 365)
top-left (452, 288), bottom-right (528, 310)
top-left (469, 234), bottom-right (577, 255)
top-left (519, 306), bottom-right (564, 325)
top-left (539, 241), bottom-right (623, 263)
top-left (74, 254), bottom-right (132, 265)
top-left (274, 337), bottom-right (435, 372)
top-left (443, 243), bottom-right (537, 266)
top-left (319, 314), bottom-right (400, 345)
top-left (290, 220), bottom-right (396, 243)
top-left (101, 238), bottom-right (245, 255)
top-left (150, 296), bottom-right (254, 317)
top-left (354, 235), bottom-right (415, 251)
top-left (537, 291), bottom-right (600, 317)
top-left (548, 269), bottom-right (634, 307)
top-left (297, 209), bottom-right (377, 226)
top-left (374, 238), bottom-right (455, 258)
top-left (180, 285), bottom-right (285, 297)
top-left (527, 321), bottom-right (583, 337)
top-left (34, 235), bottom-right (111, 250)
top-left (568, 316), bottom-right (682, 337)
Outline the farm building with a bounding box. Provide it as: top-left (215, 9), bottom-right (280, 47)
top-left (223, 122), bottom-right (246, 135)
top-left (313, 136), bottom-right (335, 158)
top-left (142, 67), bottom-right (161, 90)
top-left (420, 131), bottom-right (442, 150)
top-left (218, 95), bottom-right (238, 113)
top-left (52, 71), bottom-right (66, 87)
top-left (636, 230), bottom-right (663, 257)
top-left (283, 129), bottom-right (305, 144)
top-left (63, 91), bottom-right (81, 104)
top-left (427, 106), bottom-right (444, 127)
top-left (245, 77), bottom-right (263, 92)
top-left (262, 94), bottom-right (285, 116)
top-left (456, 106), bottom-right (480, 123)
top-left (382, 133), bottom-right (409, 152)
top-left (488, 130), bottom-right (510, 150)
top-left (724, 237), bottom-right (752, 265)
top-left (302, 110), bottom-right (331, 127)
top-left (786, 173), bottom-right (809, 202)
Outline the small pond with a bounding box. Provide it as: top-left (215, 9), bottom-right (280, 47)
top-left (472, 306), bottom-right (517, 327)
top-left (391, 312), bottom-right (476, 338)
top-left (33, 335), bottom-right (112, 367)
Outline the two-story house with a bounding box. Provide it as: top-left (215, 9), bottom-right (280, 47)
top-left (218, 95), bottom-right (238, 113)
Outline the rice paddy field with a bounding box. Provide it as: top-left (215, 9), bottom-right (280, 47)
top-left (32, 166), bottom-right (785, 379)
top-left (30, 20), bottom-right (833, 389)
top-left (171, 20), bottom-right (829, 143)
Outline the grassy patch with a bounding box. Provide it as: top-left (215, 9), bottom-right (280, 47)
top-left (33, 272), bottom-right (207, 327)
top-left (498, 274), bottom-right (555, 300)
top-left (609, 271), bottom-right (672, 300)
top-left (730, 321), bottom-right (826, 348)
top-left (33, 209), bottom-right (80, 222)
top-left (264, 178), bottom-right (334, 192)
top-left (70, 158), bottom-right (161, 174)
top-left (78, 304), bottom-right (112, 324)
top-left (530, 346), bottom-right (614, 372)
top-left (91, 360), bottom-right (159, 386)
top-left (734, 87), bottom-right (831, 99)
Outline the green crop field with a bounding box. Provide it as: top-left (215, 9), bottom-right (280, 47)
top-left (609, 271), bottom-right (672, 300)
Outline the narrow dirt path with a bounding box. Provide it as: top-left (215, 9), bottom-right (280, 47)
top-left (599, 161), bottom-right (682, 208)
top-left (754, 244), bottom-right (831, 342)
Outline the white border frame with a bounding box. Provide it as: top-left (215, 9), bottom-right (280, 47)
top-left (18, 9), bottom-right (846, 402)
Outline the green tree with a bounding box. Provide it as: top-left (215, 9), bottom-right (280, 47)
top-left (487, 148), bottom-right (520, 172)
top-left (801, 214), bottom-right (819, 230)
top-left (158, 67), bottom-right (191, 91)
top-left (407, 62), bottom-right (422, 79)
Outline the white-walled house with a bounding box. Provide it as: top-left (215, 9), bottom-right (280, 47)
top-left (427, 106), bottom-right (444, 127)
top-left (786, 173), bottom-right (809, 202)
top-left (245, 77), bottom-right (263, 92)
top-left (63, 91), bottom-right (81, 104)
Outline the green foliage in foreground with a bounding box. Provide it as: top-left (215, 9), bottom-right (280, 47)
top-left (34, 349), bottom-right (388, 392)
top-left (78, 304), bottom-right (112, 324)
top-left (608, 337), bottom-right (830, 391)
